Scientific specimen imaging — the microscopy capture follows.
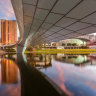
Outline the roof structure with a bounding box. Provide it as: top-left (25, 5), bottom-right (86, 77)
top-left (11, 0), bottom-right (96, 46)
top-left (76, 38), bottom-right (90, 42)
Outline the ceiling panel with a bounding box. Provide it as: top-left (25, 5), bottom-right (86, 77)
top-left (24, 16), bottom-right (33, 24)
top-left (46, 37), bottom-right (54, 41)
top-left (37, 32), bottom-right (44, 36)
top-left (50, 33), bottom-right (61, 38)
top-left (55, 17), bottom-right (77, 28)
top-left (24, 22), bottom-right (31, 28)
top-left (52, 0), bottom-right (81, 14)
top-left (66, 22), bottom-right (91, 31)
top-left (49, 26), bottom-right (63, 32)
top-left (57, 36), bottom-right (69, 40)
top-left (48, 40), bottom-right (55, 42)
top-left (45, 30), bottom-right (56, 35)
top-left (24, 23), bottom-right (31, 33)
top-left (50, 39), bottom-right (59, 42)
top-left (38, 0), bottom-right (56, 9)
top-left (38, 28), bottom-right (46, 33)
top-left (41, 34), bottom-right (49, 38)
top-left (45, 36), bottom-right (54, 40)
top-left (32, 19), bottom-right (43, 27)
top-left (38, 30), bottom-right (45, 37)
top-left (57, 29), bottom-right (73, 35)
top-left (45, 13), bottom-right (63, 24)
top-left (41, 23), bottom-right (53, 29)
top-left (81, 12), bottom-right (96, 24)
top-left (35, 8), bottom-right (49, 20)
top-left (67, 0), bottom-right (96, 19)
top-left (23, 4), bottom-right (35, 16)
top-left (66, 32), bottom-right (82, 38)
top-left (23, 0), bottom-right (37, 5)
top-left (77, 27), bottom-right (96, 35)
top-left (30, 25), bottom-right (40, 32)
top-left (36, 36), bottom-right (44, 40)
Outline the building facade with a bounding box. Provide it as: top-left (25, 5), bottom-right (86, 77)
top-left (0, 19), bottom-right (17, 44)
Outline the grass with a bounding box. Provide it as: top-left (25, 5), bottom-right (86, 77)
top-left (24, 49), bottom-right (96, 54)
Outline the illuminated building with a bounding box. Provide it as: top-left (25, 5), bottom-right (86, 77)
top-left (1, 59), bottom-right (18, 84)
top-left (0, 19), bottom-right (17, 44)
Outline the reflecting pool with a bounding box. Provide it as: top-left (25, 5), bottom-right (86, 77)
top-left (26, 53), bottom-right (96, 96)
top-left (0, 53), bottom-right (96, 96)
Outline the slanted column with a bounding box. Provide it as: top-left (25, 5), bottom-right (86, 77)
top-left (17, 39), bottom-right (26, 54)
top-left (17, 44), bottom-right (24, 53)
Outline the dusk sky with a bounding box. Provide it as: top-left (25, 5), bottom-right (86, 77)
top-left (0, 0), bottom-right (15, 20)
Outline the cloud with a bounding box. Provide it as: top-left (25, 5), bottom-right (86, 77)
top-left (0, 0), bottom-right (16, 20)
top-left (56, 64), bottom-right (74, 96)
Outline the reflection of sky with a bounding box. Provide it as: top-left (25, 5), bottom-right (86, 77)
top-left (40, 57), bottom-right (96, 96)
top-left (0, 59), bottom-right (21, 96)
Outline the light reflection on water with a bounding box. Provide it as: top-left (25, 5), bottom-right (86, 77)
top-left (0, 55), bottom-right (21, 96)
top-left (26, 53), bottom-right (96, 96)
top-left (0, 53), bottom-right (96, 96)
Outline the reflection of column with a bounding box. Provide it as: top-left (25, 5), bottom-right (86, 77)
top-left (17, 53), bottom-right (61, 96)
top-left (45, 55), bottom-right (46, 66)
top-left (91, 59), bottom-right (92, 65)
top-left (49, 55), bottom-right (51, 65)
top-left (1, 59), bottom-right (18, 84)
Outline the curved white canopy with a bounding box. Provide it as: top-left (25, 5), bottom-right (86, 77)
top-left (11, 0), bottom-right (96, 46)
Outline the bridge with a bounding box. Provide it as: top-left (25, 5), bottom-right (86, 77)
top-left (2, 1), bottom-right (96, 95)
top-left (10, 0), bottom-right (96, 53)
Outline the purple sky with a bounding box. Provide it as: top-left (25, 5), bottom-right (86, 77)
top-left (0, 0), bottom-right (15, 20)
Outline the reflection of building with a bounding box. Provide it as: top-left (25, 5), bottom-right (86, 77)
top-left (1, 59), bottom-right (18, 84)
top-left (0, 19), bottom-right (17, 44)
top-left (55, 54), bottom-right (90, 66)
top-left (26, 54), bottom-right (52, 69)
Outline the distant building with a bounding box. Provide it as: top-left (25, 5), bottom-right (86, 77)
top-left (36, 42), bottom-right (57, 49)
top-left (56, 39), bottom-right (88, 49)
top-left (0, 19), bottom-right (17, 44)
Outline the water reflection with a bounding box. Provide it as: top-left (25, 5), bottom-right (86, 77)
top-left (27, 54), bottom-right (52, 69)
top-left (0, 53), bottom-right (96, 96)
top-left (26, 53), bottom-right (96, 96)
top-left (55, 54), bottom-right (92, 66)
top-left (0, 55), bottom-right (20, 96)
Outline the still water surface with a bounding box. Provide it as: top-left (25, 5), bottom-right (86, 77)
top-left (0, 53), bottom-right (96, 96)
top-left (0, 55), bottom-right (21, 96)
top-left (26, 53), bottom-right (96, 96)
